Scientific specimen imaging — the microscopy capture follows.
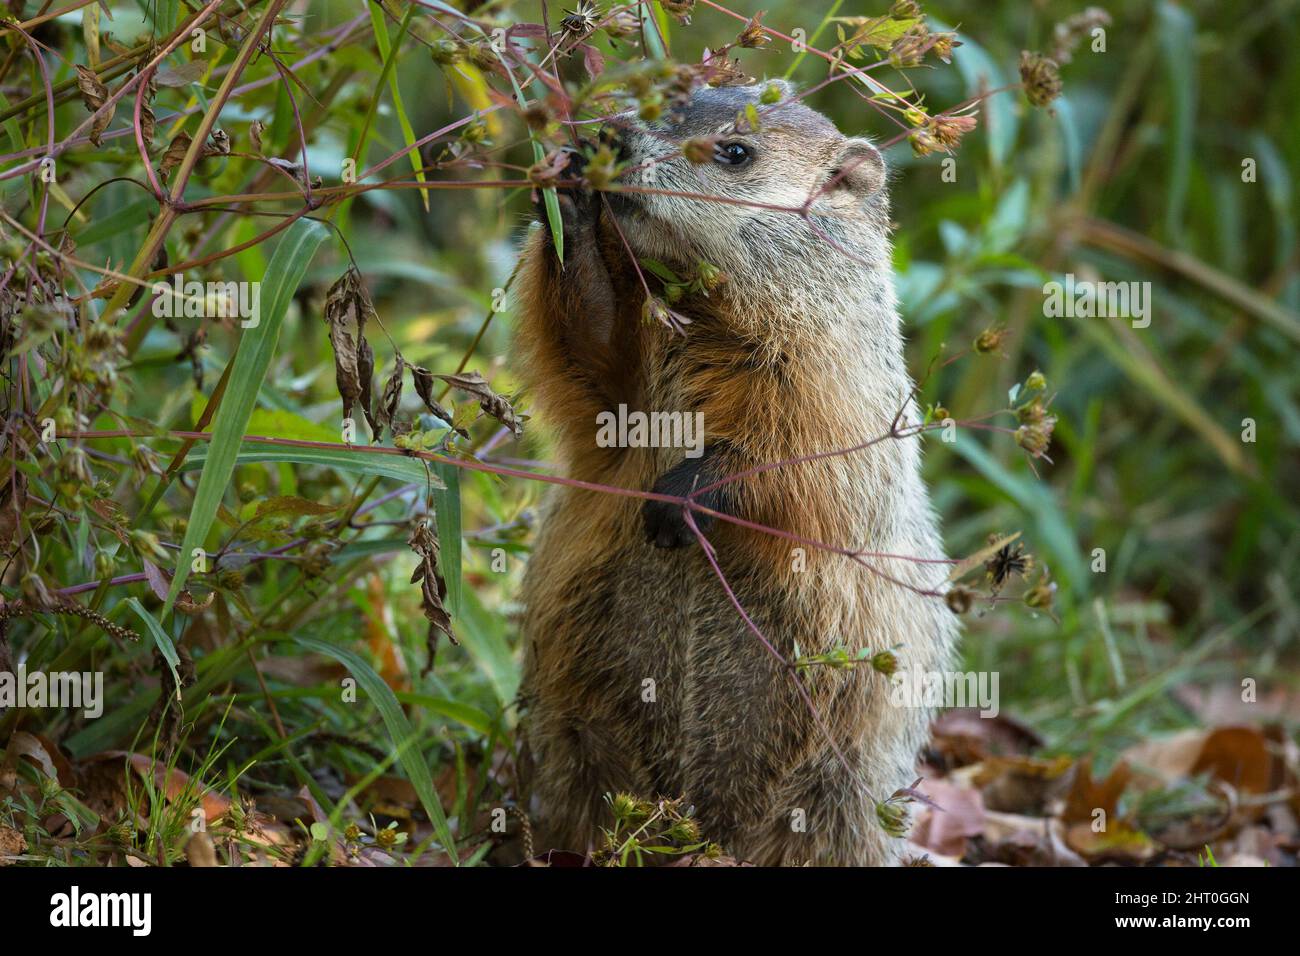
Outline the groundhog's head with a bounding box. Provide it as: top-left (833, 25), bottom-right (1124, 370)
top-left (605, 81), bottom-right (891, 301)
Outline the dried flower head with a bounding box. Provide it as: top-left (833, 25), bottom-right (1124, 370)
top-left (870, 650), bottom-right (899, 676)
top-left (1014, 411), bottom-right (1057, 460)
top-left (1020, 51), bottom-right (1062, 108)
top-left (889, 26), bottom-right (930, 68)
top-left (945, 586), bottom-right (975, 615)
top-left (660, 0), bottom-right (694, 26)
top-left (986, 539), bottom-right (1030, 588)
top-left (930, 31), bottom-right (960, 63)
top-left (908, 128), bottom-right (941, 157)
top-left (930, 112), bottom-right (978, 151)
top-left (737, 13), bottom-right (771, 49)
top-left (522, 102), bottom-right (552, 131)
top-left (1051, 6), bottom-right (1112, 64)
top-left (974, 326), bottom-right (1008, 354)
top-left (560, 1), bottom-right (600, 39)
top-left (1024, 571), bottom-right (1057, 611)
top-left (700, 48), bottom-right (752, 87)
top-left (604, 9), bottom-right (640, 39)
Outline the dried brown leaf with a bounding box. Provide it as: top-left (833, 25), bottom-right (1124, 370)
top-left (159, 131), bottom-right (192, 179)
top-left (435, 370), bottom-right (523, 436)
top-left (375, 354), bottom-right (405, 437)
top-left (408, 519), bottom-right (455, 647)
top-left (75, 64), bottom-right (114, 146)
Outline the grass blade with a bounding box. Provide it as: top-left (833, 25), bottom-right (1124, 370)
top-left (432, 461), bottom-right (462, 618)
top-left (182, 442), bottom-right (446, 488)
top-left (293, 635), bottom-right (458, 864)
top-left (125, 597), bottom-right (181, 691)
top-left (162, 219), bottom-right (329, 621)
top-left (368, 2), bottom-right (428, 210)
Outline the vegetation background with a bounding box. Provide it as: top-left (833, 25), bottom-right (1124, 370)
top-left (0, 0), bottom-right (1296, 866)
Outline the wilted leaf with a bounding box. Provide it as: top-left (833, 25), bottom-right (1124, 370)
top-left (1123, 726), bottom-right (1275, 796)
top-left (910, 779), bottom-right (986, 858)
top-left (83, 751), bottom-right (231, 823)
top-left (155, 60), bottom-right (207, 87)
top-left (206, 128), bottom-right (231, 156)
top-left (323, 267), bottom-right (378, 430)
top-left (185, 831), bottom-right (218, 867)
top-left (1065, 819), bottom-right (1158, 862)
top-left (74, 64), bottom-right (114, 146)
top-left (411, 365), bottom-right (463, 434)
top-left (265, 156), bottom-right (322, 190)
top-left (139, 101), bottom-right (155, 148)
top-left (969, 753), bottom-right (1073, 815)
top-left (375, 354), bottom-right (405, 437)
top-left (252, 495), bottom-right (339, 521)
top-left (580, 43), bottom-right (605, 79)
top-left (159, 131), bottom-right (192, 179)
top-left (435, 370), bottom-right (524, 436)
top-left (1061, 756), bottom-right (1131, 825)
top-left (0, 825), bottom-right (27, 864)
top-left (408, 518), bottom-right (455, 654)
top-left (358, 336), bottom-right (378, 438)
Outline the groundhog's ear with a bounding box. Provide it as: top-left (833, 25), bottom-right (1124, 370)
top-left (827, 138), bottom-right (885, 199)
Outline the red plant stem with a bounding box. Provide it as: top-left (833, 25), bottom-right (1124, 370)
top-left (133, 65), bottom-right (165, 200)
top-left (63, 428), bottom-right (961, 578)
top-left (683, 508), bottom-right (859, 783)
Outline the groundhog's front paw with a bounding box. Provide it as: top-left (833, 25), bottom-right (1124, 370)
top-left (642, 482), bottom-right (718, 550)
top-left (534, 145), bottom-right (598, 236)
top-left (642, 452), bottom-right (726, 549)
top-left (642, 497), bottom-right (705, 549)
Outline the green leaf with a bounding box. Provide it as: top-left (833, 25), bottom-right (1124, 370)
top-left (125, 597), bottom-right (181, 691)
top-left (432, 461), bottom-right (462, 619)
top-left (252, 495), bottom-right (338, 520)
top-left (162, 219), bottom-right (329, 622)
top-left (393, 693), bottom-right (493, 736)
top-left (182, 442), bottom-right (446, 488)
top-left (293, 635), bottom-right (458, 864)
top-left (639, 258), bottom-right (683, 284)
top-left (247, 408), bottom-right (344, 444)
top-left (1157, 0), bottom-right (1196, 244)
top-left (366, 2), bottom-right (428, 210)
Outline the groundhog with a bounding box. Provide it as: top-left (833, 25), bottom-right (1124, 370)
top-left (513, 81), bottom-right (959, 866)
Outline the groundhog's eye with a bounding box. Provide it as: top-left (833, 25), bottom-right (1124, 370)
top-left (713, 142), bottom-right (753, 167)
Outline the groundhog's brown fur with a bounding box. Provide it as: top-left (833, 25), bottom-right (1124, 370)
top-left (513, 82), bottom-right (959, 865)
